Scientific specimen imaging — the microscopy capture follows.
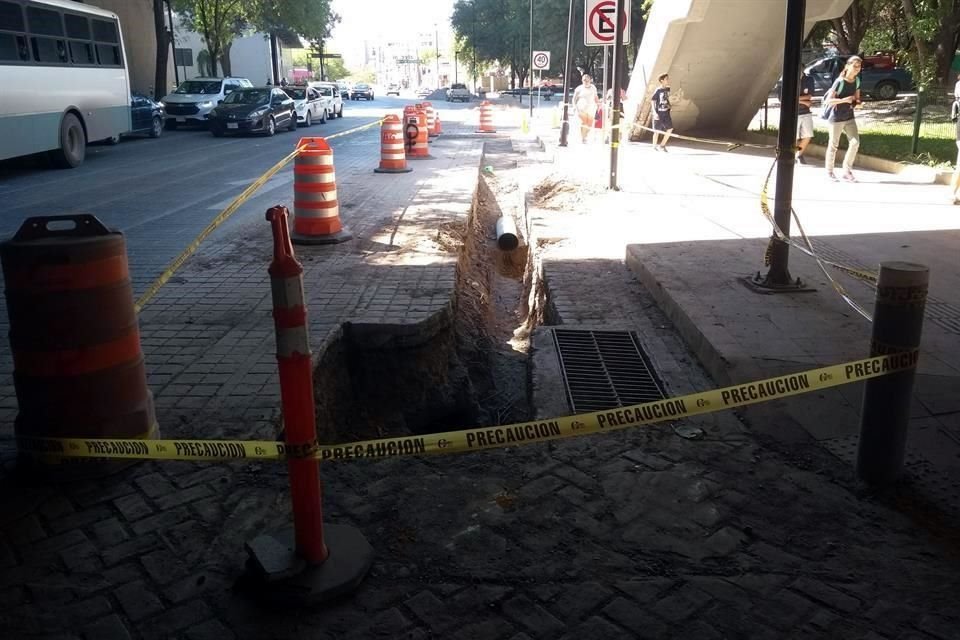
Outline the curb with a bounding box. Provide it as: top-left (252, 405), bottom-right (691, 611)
top-left (739, 132), bottom-right (954, 185)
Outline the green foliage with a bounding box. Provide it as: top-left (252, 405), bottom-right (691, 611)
top-left (324, 57), bottom-right (348, 81)
top-left (249, 0), bottom-right (337, 40)
top-left (173, 0), bottom-right (245, 76)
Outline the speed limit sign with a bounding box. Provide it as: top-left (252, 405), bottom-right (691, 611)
top-left (532, 50), bottom-right (550, 70)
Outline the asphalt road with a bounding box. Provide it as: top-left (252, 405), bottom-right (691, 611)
top-left (0, 96), bottom-right (460, 294)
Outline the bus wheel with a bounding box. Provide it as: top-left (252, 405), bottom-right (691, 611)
top-left (50, 113), bottom-right (86, 169)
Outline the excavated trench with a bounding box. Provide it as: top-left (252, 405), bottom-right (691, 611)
top-left (312, 147), bottom-right (541, 443)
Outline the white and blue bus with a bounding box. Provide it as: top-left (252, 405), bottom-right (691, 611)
top-left (0, 0), bottom-right (130, 168)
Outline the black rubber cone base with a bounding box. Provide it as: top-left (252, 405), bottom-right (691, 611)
top-left (741, 274), bottom-right (816, 294)
top-left (374, 166), bottom-right (413, 174)
top-left (240, 524), bottom-right (373, 606)
top-left (292, 227), bottom-right (353, 245)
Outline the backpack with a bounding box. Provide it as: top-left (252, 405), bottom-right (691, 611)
top-left (820, 76), bottom-right (861, 120)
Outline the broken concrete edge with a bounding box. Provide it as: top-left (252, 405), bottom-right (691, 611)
top-left (624, 244), bottom-right (816, 445)
top-left (738, 131), bottom-right (953, 185)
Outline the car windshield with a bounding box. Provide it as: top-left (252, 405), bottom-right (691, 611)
top-left (223, 89), bottom-right (270, 105)
top-left (451, 84), bottom-right (466, 90)
top-left (316, 86), bottom-right (333, 96)
top-left (284, 88), bottom-right (307, 100)
top-left (175, 80), bottom-right (222, 95)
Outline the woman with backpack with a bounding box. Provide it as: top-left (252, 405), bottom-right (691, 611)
top-left (822, 56), bottom-right (863, 182)
top-left (951, 77), bottom-right (960, 204)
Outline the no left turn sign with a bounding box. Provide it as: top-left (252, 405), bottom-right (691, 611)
top-left (584, 0), bottom-right (630, 47)
top-left (532, 51), bottom-right (550, 70)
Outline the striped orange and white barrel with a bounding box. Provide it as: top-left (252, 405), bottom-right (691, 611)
top-left (374, 115), bottom-right (412, 174)
top-left (292, 137), bottom-right (352, 245)
top-left (405, 106), bottom-right (433, 159)
top-left (477, 101), bottom-right (496, 133)
top-left (421, 101), bottom-right (439, 137)
top-left (0, 214), bottom-right (158, 478)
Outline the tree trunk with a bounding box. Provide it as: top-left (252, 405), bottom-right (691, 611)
top-left (220, 41), bottom-right (232, 77)
top-left (152, 0), bottom-right (170, 99)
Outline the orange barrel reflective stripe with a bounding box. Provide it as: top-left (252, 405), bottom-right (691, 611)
top-left (0, 214), bottom-right (158, 478)
top-left (374, 115), bottom-right (412, 174)
top-left (421, 101), bottom-right (439, 137)
top-left (291, 137), bottom-right (352, 245)
top-left (404, 106), bottom-right (432, 159)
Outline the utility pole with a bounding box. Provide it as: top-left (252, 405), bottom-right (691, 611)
top-left (435, 25), bottom-right (440, 88)
top-left (559, 0), bottom-right (574, 146)
top-left (455, 50), bottom-right (459, 84)
top-left (760, 0), bottom-right (805, 289)
top-left (165, 0), bottom-right (179, 86)
top-left (609, 0), bottom-right (625, 190)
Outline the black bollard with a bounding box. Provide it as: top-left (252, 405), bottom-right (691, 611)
top-left (856, 262), bottom-right (928, 486)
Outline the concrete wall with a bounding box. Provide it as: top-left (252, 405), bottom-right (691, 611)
top-left (626, 0), bottom-right (854, 136)
top-left (172, 18), bottom-right (293, 86)
top-left (93, 0), bottom-right (173, 98)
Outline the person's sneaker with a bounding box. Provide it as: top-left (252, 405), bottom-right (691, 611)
top-left (795, 154), bottom-right (806, 165)
top-left (660, 146), bottom-right (668, 153)
top-left (843, 170), bottom-right (857, 182)
top-left (653, 145), bottom-right (661, 151)
top-left (827, 171), bottom-right (838, 181)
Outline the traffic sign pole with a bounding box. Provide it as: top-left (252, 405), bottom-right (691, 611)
top-left (609, 0), bottom-right (625, 191)
top-left (529, 0), bottom-right (534, 120)
top-left (559, 0), bottom-right (575, 147)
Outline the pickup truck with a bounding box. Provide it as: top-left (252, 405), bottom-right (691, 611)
top-left (804, 54), bottom-right (913, 100)
top-left (445, 83), bottom-right (472, 102)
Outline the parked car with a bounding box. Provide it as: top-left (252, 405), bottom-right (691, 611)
top-left (337, 81), bottom-right (352, 97)
top-left (445, 83), bottom-right (471, 102)
top-left (310, 81), bottom-right (344, 118)
top-left (350, 83), bottom-right (374, 100)
top-left (283, 85), bottom-right (329, 126)
top-left (804, 55), bottom-right (914, 100)
top-left (416, 87), bottom-right (432, 98)
top-left (207, 87), bottom-right (297, 137)
top-left (386, 84), bottom-right (400, 96)
top-left (161, 77), bottom-right (252, 129)
top-left (102, 94), bottom-right (165, 145)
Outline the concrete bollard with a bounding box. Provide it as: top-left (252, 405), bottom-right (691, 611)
top-left (856, 262), bottom-right (928, 486)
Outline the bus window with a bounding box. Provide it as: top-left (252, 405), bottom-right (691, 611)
top-left (26, 6), bottom-right (62, 36)
top-left (0, 33), bottom-right (28, 62)
top-left (92, 19), bottom-right (118, 43)
top-left (32, 36), bottom-right (67, 64)
top-left (64, 14), bottom-right (90, 40)
top-left (96, 42), bottom-right (120, 66)
top-left (69, 39), bottom-right (94, 65)
top-left (0, 2), bottom-right (25, 31)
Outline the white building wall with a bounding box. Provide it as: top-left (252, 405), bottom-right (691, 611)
top-left (170, 15), bottom-right (290, 85)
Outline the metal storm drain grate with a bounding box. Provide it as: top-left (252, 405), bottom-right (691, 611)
top-left (552, 329), bottom-right (666, 413)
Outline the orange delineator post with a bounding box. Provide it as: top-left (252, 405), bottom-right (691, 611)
top-left (242, 206), bottom-right (372, 605)
top-left (374, 115), bottom-right (412, 174)
top-left (266, 205), bottom-right (327, 564)
top-left (477, 100), bottom-right (496, 133)
top-left (292, 137), bottom-right (352, 245)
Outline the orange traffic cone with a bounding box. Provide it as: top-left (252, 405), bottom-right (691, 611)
top-left (374, 115), bottom-right (412, 174)
top-left (292, 137), bottom-right (352, 245)
top-left (421, 101), bottom-right (439, 137)
top-left (404, 106), bottom-right (433, 159)
top-left (477, 101), bottom-right (496, 133)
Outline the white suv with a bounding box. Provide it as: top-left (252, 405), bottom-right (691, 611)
top-left (309, 81), bottom-right (344, 119)
top-left (162, 77), bottom-right (252, 129)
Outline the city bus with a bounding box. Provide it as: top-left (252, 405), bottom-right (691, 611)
top-left (0, 0), bottom-right (130, 168)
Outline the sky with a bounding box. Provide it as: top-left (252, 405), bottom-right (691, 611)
top-left (329, 0), bottom-right (457, 69)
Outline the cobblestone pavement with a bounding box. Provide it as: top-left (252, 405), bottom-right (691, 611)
top-left (1, 114), bottom-right (959, 639)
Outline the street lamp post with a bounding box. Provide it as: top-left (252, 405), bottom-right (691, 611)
top-left (528, 0), bottom-right (534, 119)
top-left (435, 25), bottom-right (440, 89)
top-left (455, 50), bottom-right (459, 84)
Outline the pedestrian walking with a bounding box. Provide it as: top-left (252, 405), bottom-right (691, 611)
top-left (822, 56), bottom-right (862, 182)
top-left (951, 77), bottom-right (960, 204)
top-left (795, 69), bottom-right (816, 164)
top-left (651, 73), bottom-right (673, 152)
top-left (572, 74), bottom-right (599, 144)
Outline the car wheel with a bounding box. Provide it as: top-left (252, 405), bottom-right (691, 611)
top-left (288, 113), bottom-right (297, 132)
top-left (165, 119), bottom-right (177, 131)
top-left (304, 111), bottom-right (312, 127)
top-left (49, 112), bottom-right (86, 169)
top-left (211, 126), bottom-right (224, 138)
top-left (874, 80), bottom-right (899, 101)
top-left (320, 109), bottom-right (327, 124)
top-left (150, 116), bottom-right (163, 138)
top-left (337, 105), bottom-right (343, 118)
top-left (266, 116), bottom-right (276, 137)
top-left (105, 135), bottom-right (120, 145)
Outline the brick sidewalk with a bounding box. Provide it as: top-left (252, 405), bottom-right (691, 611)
top-left (2, 118), bottom-right (958, 639)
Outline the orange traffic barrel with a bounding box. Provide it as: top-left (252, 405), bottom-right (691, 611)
top-left (421, 101), bottom-right (439, 137)
top-left (477, 101), bottom-right (496, 133)
top-left (404, 106), bottom-right (432, 160)
top-left (374, 115), bottom-right (412, 174)
top-left (1, 215), bottom-right (158, 477)
top-left (292, 137), bottom-right (353, 245)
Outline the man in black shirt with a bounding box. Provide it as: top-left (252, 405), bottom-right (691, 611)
top-left (651, 73), bottom-right (673, 151)
top-left (796, 70), bottom-right (815, 164)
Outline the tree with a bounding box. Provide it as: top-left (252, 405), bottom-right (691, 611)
top-left (899, 0), bottom-right (960, 86)
top-left (248, 0), bottom-right (338, 83)
top-left (152, 0), bottom-right (171, 99)
top-left (832, 0), bottom-right (882, 53)
top-left (173, 0), bottom-right (244, 77)
top-left (324, 57), bottom-right (348, 81)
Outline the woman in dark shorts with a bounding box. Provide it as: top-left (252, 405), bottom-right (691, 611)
top-left (953, 79), bottom-right (960, 204)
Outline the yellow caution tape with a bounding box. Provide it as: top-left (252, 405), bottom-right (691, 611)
top-left (133, 118), bottom-right (387, 313)
top-left (17, 352), bottom-right (917, 463)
